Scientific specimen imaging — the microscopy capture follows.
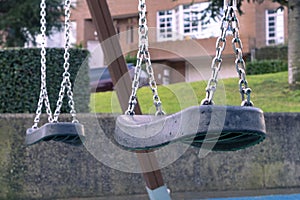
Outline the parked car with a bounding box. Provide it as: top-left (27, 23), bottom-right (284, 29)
top-left (89, 64), bottom-right (148, 92)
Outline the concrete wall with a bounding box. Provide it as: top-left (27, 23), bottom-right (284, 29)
top-left (0, 112), bottom-right (300, 200)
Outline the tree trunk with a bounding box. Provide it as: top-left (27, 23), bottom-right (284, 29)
top-left (288, 0), bottom-right (300, 89)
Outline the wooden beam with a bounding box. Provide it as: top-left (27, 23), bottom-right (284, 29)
top-left (86, 0), bottom-right (165, 190)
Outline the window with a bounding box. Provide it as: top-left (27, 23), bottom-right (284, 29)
top-left (127, 26), bottom-right (134, 44)
top-left (71, 0), bottom-right (77, 7)
top-left (157, 10), bottom-right (175, 41)
top-left (26, 21), bottom-right (77, 48)
top-left (70, 21), bottom-right (77, 45)
top-left (45, 21), bottom-right (77, 48)
top-left (266, 9), bottom-right (284, 45)
top-left (157, 2), bottom-right (221, 41)
top-left (162, 69), bottom-right (170, 85)
top-left (182, 4), bottom-right (201, 36)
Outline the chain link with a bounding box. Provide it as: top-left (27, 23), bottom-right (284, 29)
top-left (201, 7), bottom-right (229, 105)
top-left (53, 0), bottom-right (78, 122)
top-left (32, 0), bottom-right (53, 129)
top-left (230, 10), bottom-right (253, 106)
top-left (201, 4), bottom-right (253, 106)
top-left (126, 0), bottom-right (165, 115)
top-left (32, 0), bottom-right (78, 128)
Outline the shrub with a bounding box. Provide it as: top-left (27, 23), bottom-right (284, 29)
top-left (254, 45), bottom-right (287, 61)
top-left (246, 59), bottom-right (287, 75)
top-left (0, 48), bottom-right (90, 113)
top-left (125, 54), bottom-right (137, 64)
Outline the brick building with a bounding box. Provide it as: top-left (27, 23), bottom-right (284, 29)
top-left (71, 0), bottom-right (288, 84)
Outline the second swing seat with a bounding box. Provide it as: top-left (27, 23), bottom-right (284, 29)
top-left (114, 105), bottom-right (266, 151)
top-left (26, 122), bottom-right (85, 146)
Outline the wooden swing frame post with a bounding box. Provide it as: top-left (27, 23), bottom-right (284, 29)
top-left (86, 0), bottom-right (166, 192)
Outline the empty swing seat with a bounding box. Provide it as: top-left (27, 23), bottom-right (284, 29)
top-left (26, 122), bottom-right (85, 146)
top-left (114, 105), bottom-right (266, 151)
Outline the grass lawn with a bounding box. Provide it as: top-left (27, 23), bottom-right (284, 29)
top-left (90, 71), bottom-right (300, 114)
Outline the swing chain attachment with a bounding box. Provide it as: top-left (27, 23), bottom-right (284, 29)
top-left (201, 2), bottom-right (253, 106)
top-left (125, 0), bottom-right (165, 116)
top-left (230, 8), bottom-right (253, 106)
top-left (223, 0), bottom-right (237, 11)
top-left (53, 0), bottom-right (78, 123)
top-left (32, 0), bottom-right (54, 129)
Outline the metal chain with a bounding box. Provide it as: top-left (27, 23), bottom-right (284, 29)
top-left (53, 0), bottom-right (78, 122)
top-left (201, 3), bottom-right (253, 106)
top-left (32, 0), bottom-right (53, 129)
top-left (125, 0), bottom-right (165, 115)
top-left (230, 7), bottom-right (253, 106)
top-left (201, 5), bottom-right (229, 105)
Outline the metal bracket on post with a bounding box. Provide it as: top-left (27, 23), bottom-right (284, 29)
top-left (146, 185), bottom-right (172, 200)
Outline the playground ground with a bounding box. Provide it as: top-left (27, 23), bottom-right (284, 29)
top-left (58, 188), bottom-right (300, 200)
top-left (208, 194), bottom-right (300, 200)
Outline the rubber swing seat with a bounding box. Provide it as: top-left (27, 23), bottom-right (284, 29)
top-left (114, 105), bottom-right (266, 151)
top-left (26, 122), bottom-right (85, 146)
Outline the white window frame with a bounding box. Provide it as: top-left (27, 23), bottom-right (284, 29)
top-left (156, 2), bottom-right (221, 42)
top-left (182, 3), bottom-right (202, 38)
top-left (181, 2), bottom-right (221, 39)
top-left (157, 9), bottom-right (176, 41)
top-left (162, 69), bottom-right (170, 85)
top-left (266, 9), bottom-right (284, 45)
top-left (71, 0), bottom-right (77, 7)
top-left (126, 25), bottom-right (134, 44)
top-left (47, 21), bottom-right (77, 48)
top-left (198, 3), bottom-right (221, 39)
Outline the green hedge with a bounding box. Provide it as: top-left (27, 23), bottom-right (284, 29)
top-left (0, 48), bottom-right (90, 113)
top-left (255, 45), bottom-right (287, 61)
top-left (246, 59), bottom-right (288, 75)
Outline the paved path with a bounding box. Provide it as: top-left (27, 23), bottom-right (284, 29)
top-left (58, 188), bottom-right (300, 200)
top-left (207, 193), bottom-right (300, 200)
